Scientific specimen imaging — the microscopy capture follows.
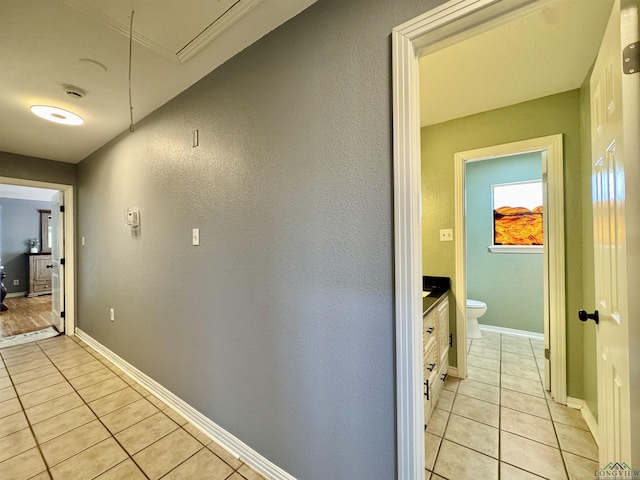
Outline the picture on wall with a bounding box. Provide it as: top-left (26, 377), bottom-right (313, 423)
top-left (492, 181), bottom-right (543, 246)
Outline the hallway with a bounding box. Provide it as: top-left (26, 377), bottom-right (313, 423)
top-left (426, 332), bottom-right (598, 480)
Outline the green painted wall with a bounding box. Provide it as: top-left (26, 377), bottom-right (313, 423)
top-left (580, 76), bottom-right (598, 420)
top-left (421, 90), bottom-right (586, 399)
top-left (466, 153), bottom-right (544, 333)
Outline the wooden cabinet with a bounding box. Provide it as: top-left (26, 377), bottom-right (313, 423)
top-left (26, 253), bottom-right (52, 297)
top-left (423, 295), bottom-right (450, 425)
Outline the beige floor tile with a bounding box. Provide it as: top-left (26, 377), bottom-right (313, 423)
top-left (237, 464), bottom-right (267, 480)
top-left (32, 404), bottom-right (97, 444)
top-left (101, 398), bottom-right (159, 434)
top-left (206, 441), bottom-right (243, 469)
top-left (9, 364), bottom-right (58, 385)
top-left (0, 386), bottom-right (16, 403)
top-left (119, 374), bottom-right (137, 386)
top-left (95, 459), bottom-right (147, 480)
top-left (501, 362), bottom-right (541, 382)
top-left (146, 395), bottom-right (168, 409)
top-left (0, 411), bottom-right (29, 439)
top-left (467, 366), bottom-right (500, 386)
top-left (0, 397), bottom-right (21, 419)
top-left (28, 472), bottom-right (51, 480)
top-left (451, 393), bottom-right (499, 427)
top-left (468, 345), bottom-right (501, 360)
top-left (54, 353), bottom-right (97, 371)
top-left (162, 406), bottom-right (189, 426)
top-left (68, 367), bottom-right (116, 391)
top-left (50, 437), bottom-right (128, 480)
top-left (131, 383), bottom-right (150, 397)
top-left (547, 401), bottom-right (590, 431)
top-left (0, 428), bottom-right (37, 463)
top-left (184, 423), bottom-right (212, 446)
top-left (0, 367), bottom-right (7, 379)
top-left (555, 423), bottom-right (598, 461)
top-left (501, 351), bottom-right (538, 368)
top-left (227, 474), bottom-right (244, 480)
top-left (444, 413), bottom-right (498, 458)
top-left (41, 419), bottom-right (111, 467)
top-left (426, 407), bottom-right (449, 437)
top-left (20, 381), bottom-right (74, 409)
top-left (0, 343), bottom-right (40, 359)
top-left (563, 451), bottom-right (599, 480)
top-left (3, 351), bottom-right (46, 367)
top-left (25, 392), bottom-right (84, 424)
top-left (442, 375), bottom-right (460, 392)
top-left (501, 389), bottom-right (550, 419)
top-left (501, 407), bottom-right (558, 447)
top-left (470, 337), bottom-right (501, 349)
top-left (501, 462), bottom-right (548, 479)
top-left (115, 411), bottom-right (179, 455)
top-left (433, 439), bottom-right (498, 480)
top-left (89, 386), bottom-right (142, 417)
top-left (501, 431), bottom-right (567, 480)
top-left (501, 373), bottom-right (544, 398)
top-left (425, 432), bottom-right (441, 471)
top-left (0, 376), bottom-right (12, 390)
top-left (133, 428), bottom-right (202, 479)
top-left (6, 357), bottom-right (52, 375)
top-left (435, 388), bottom-right (454, 411)
top-left (502, 343), bottom-right (534, 356)
top-left (457, 379), bottom-right (500, 404)
top-left (61, 360), bottom-right (105, 380)
top-left (14, 372), bottom-right (66, 396)
top-left (467, 354), bottom-right (501, 372)
top-left (163, 448), bottom-right (234, 480)
top-left (0, 447), bottom-right (47, 480)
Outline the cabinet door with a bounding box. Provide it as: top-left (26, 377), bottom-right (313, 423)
top-left (437, 298), bottom-right (449, 365)
top-left (34, 255), bottom-right (52, 282)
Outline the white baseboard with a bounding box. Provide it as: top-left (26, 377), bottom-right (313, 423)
top-left (565, 396), bottom-right (599, 447)
top-left (75, 328), bottom-right (295, 480)
top-left (479, 324), bottom-right (544, 340)
top-left (6, 292), bottom-right (27, 298)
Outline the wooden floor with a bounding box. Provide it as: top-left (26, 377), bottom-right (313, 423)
top-left (0, 295), bottom-right (53, 337)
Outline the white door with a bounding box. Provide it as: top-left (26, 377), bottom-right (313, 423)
top-left (589, 0), bottom-right (639, 465)
top-left (51, 192), bottom-right (64, 333)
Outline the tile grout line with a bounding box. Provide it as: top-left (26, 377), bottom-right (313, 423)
top-left (0, 343), bottom-right (54, 480)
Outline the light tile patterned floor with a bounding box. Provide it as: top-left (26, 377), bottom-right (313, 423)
top-left (426, 332), bottom-right (599, 480)
top-left (0, 334), bottom-right (266, 480)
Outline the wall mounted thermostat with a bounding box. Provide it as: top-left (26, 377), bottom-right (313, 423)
top-left (125, 207), bottom-right (140, 228)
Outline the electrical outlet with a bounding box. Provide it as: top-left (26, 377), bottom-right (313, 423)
top-left (110, 308), bottom-right (115, 322)
top-left (13, 279), bottom-right (19, 286)
top-left (439, 229), bottom-right (453, 241)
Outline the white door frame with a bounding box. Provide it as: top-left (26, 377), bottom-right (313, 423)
top-left (392, 1), bottom-right (555, 477)
top-left (0, 176), bottom-right (75, 336)
top-left (453, 136), bottom-right (566, 401)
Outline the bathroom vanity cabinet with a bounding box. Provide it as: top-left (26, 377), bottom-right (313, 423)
top-left (423, 293), bottom-right (450, 426)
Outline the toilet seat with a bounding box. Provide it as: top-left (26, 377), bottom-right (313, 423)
top-left (467, 299), bottom-right (486, 309)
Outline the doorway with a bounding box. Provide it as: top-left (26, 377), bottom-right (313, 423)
top-left (0, 177), bottom-right (75, 340)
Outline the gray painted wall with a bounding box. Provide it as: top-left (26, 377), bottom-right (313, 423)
top-left (76, 1), bottom-right (445, 478)
top-left (0, 151), bottom-right (76, 187)
top-left (466, 153), bottom-right (544, 333)
top-left (0, 198), bottom-right (53, 293)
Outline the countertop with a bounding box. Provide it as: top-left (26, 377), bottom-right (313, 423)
top-left (423, 288), bottom-right (449, 315)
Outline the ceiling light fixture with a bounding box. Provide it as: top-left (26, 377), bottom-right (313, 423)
top-left (30, 105), bottom-right (84, 126)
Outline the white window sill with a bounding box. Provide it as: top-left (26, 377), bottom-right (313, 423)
top-left (488, 245), bottom-right (543, 254)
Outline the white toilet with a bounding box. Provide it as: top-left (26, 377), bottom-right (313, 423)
top-left (466, 299), bottom-right (487, 339)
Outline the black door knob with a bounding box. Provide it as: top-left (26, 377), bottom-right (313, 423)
top-left (578, 309), bottom-right (599, 325)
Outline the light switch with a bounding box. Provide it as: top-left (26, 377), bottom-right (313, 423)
top-left (439, 229), bottom-right (453, 241)
top-left (192, 228), bottom-right (200, 246)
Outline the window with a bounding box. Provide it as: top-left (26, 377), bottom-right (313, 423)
top-left (491, 181), bottom-right (543, 250)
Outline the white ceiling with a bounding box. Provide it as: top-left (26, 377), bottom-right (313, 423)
top-left (0, 0), bottom-right (316, 163)
top-left (0, 184), bottom-right (58, 202)
top-left (420, 0), bottom-right (613, 126)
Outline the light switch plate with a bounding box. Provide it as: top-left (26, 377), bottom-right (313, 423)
top-left (439, 229), bottom-right (453, 241)
top-left (192, 228), bottom-right (200, 246)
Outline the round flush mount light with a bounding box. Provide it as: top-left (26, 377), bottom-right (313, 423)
top-left (30, 105), bottom-right (84, 126)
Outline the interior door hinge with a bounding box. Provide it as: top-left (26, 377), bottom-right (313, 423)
top-left (60, 258), bottom-right (65, 265)
top-left (61, 311), bottom-right (65, 318)
top-left (60, 205), bottom-right (65, 213)
top-left (545, 348), bottom-right (550, 360)
top-left (449, 333), bottom-right (453, 348)
top-left (623, 42), bottom-right (639, 74)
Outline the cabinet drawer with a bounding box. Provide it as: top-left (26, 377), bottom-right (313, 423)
top-left (423, 339), bottom-right (438, 380)
top-left (423, 309), bottom-right (436, 341)
top-left (33, 283), bottom-right (51, 292)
